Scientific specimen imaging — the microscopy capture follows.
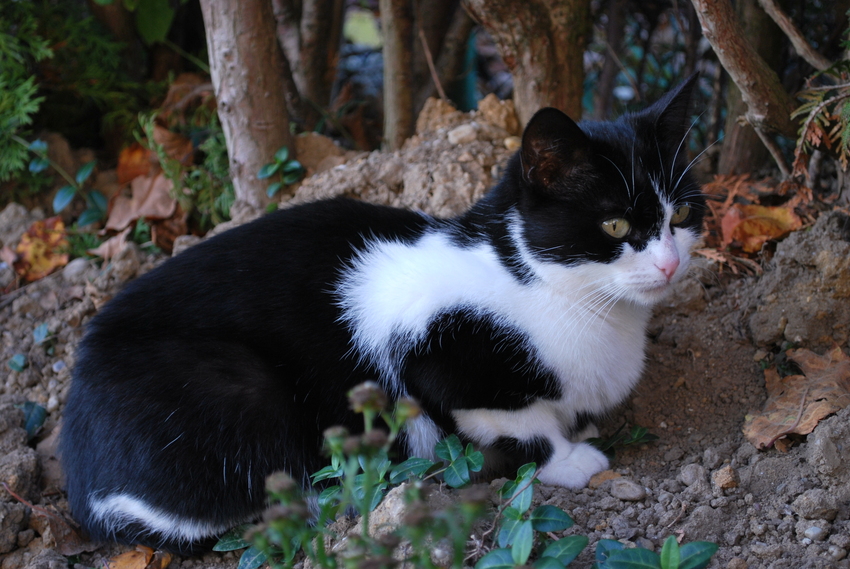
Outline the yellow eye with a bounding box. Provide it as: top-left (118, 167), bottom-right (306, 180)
top-left (600, 217), bottom-right (631, 238)
top-left (671, 204), bottom-right (691, 225)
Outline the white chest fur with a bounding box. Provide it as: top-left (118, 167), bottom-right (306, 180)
top-left (336, 229), bottom-right (651, 417)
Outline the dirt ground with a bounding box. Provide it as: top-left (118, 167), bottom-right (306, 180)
top-left (1, 100), bottom-right (849, 569)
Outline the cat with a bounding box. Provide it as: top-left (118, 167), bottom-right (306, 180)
top-left (59, 75), bottom-right (705, 555)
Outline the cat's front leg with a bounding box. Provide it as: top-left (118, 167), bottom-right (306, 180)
top-left (452, 402), bottom-right (609, 489)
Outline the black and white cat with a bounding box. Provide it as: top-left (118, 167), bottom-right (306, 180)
top-left (60, 75), bottom-right (705, 554)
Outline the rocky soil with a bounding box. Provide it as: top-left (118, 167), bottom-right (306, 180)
top-left (1, 99), bottom-right (849, 569)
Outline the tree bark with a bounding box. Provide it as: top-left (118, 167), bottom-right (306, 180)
top-left (691, 0), bottom-right (797, 139)
top-left (717, 0), bottom-right (784, 175)
top-left (271, 0), bottom-right (344, 130)
top-left (464, 0), bottom-right (591, 125)
top-left (592, 0), bottom-right (627, 119)
top-left (381, 0), bottom-right (416, 150)
top-left (200, 0), bottom-right (293, 210)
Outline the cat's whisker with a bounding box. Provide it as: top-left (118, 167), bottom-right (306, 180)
top-left (670, 112), bottom-right (705, 188)
top-left (672, 138), bottom-right (721, 195)
top-left (600, 154), bottom-right (631, 198)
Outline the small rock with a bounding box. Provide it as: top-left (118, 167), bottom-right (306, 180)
top-left (792, 489), bottom-right (840, 521)
top-left (610, 478), bottom-right (646, 501)
top-left (447, 124), bottom-right (478, 145)
top-left (804, 526), bottom-right (827, 541)
top-left (807, 425), bottom-right (841, 475)
top-left (51, 360), bottom-right (66, 374)
top-left (504, 136), bottom-right (521, 151)
top-left (828, 545), bottom-right (848, 562)
top-left (711, 465), bottom-right (738, 489)
top-left (663, 446), bottom-right (684, 462)
top-left (62, 257), bottom-right (93, 285)
top-left (588, 470), bottom-right (621, 488)
top-left (727, 557), bottom-right (748, 569)
top-left (678, 463), bottom-right (706, 487)
top-left (703, 447), bottom-right (722, 469)
top-left (635, 537), bottom-right (654, 551)
top-left (0, 502), bottom-right (29, 553)
top-left (172, 234), bottom-right (202, 257)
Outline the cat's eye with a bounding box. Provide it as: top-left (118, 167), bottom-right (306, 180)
top-left (671, 204), bottom-right (691, 225)
top-left (600, 217), bottom-right (631, 239)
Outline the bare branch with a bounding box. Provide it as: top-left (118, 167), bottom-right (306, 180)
top-left (757, 0), bottom-right (832, 71)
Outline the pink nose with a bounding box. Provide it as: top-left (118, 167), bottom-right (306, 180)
top-left (656, 257), bottom-right (680, 281)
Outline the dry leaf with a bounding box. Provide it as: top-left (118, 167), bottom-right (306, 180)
top-left (88, 226), bottom-right (132, 262)
top-left (743, 346), bottom-right (850, 449)
top-left (152, 125), bottom-right (194, 165)
top-left (106, 545), bottom-right (172, 569)
top-left (105, 172), bottom-right (177, 232)
top-left (14, 217), bottom-right (69, 281)
top-left (721, 204), bottom-right (802, 252)
top-left (117, 142), bottom-right (153, 185)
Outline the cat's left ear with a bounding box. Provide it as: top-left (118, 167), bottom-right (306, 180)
top-left (520, 107), bottom-right (590, 188)
top-left (647, 73), bottom-right (699, 146)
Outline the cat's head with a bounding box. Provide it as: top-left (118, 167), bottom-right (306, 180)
top-left (509, 74), bottom-right (705, 306)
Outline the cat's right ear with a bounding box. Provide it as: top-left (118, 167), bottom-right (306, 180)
top-left (520, 108), bottom-right (590, 188)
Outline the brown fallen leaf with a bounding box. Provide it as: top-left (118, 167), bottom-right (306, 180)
top-left (106, 545), bottom-right (172, 569)
top-left (14, 217), bottom-right (69, 281)
top-left (105, 172), bottom-right (177, 232)
top-left (152, 124), bottom-right (194, 166)
top-left (742, 346), bottom-right (850, 449)
top-left (117, 142), bottom-right (154, 185)
top-left (721, 204), bottom-right (802, 253)
top-left (88, 226), bottom-right (132, 262)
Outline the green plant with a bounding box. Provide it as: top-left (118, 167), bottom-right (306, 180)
top-left (257, 147), bottom-right (305, 198)
top-left (63, 228), bottom-right (104, 260)
top-left (7, 354), bottom-right (27, 372)
top-left (588, 425), bottom-right (659, 459)
top-left (592, 536), bottom-right (717, 569)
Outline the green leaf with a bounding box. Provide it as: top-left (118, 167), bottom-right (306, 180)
top-left (274, 147), bottom-right (290, 163)
top-left (29, 158), bottom-right (49, 173)
top-left (77, 207), bottom-right (104, 227)
top-left (516, 462), bottom-right (537, 482)
top-left (266, 182), bottom-right (283, 198)
top-left (282, 159), bottom-right (302, 173)
top-left (257, 162), bottom-right (281, 179)
top-left (75, 161), bottom-right (96, 185)
top-left (311, 465), bottom-right (343, 484)
top-left (20, 402), bottom-right (47, 440)
top-left (533, 557), bottom-right (565, 569)
top-left (389, 457), bottom-right (435, 484)
top-left (317, 485), bottom-right (342, 507)
top-left (135, 0), bottom-right (175, 44)
top-left (531, 505), bottom-right (574, 532)
top-left (465, 444), bottom-right (485, 472)
top-left (595, 539), bottom-right (626, 562)
top-left (603, 548), bottom-right (662, 569)
top-left (659, 536), bottom-right (680, 569)
top-left (497, 518), bottom-right (523, 548)
top-left (677, 542), bottom-right (719, 569)
top-left (33, 323), bottom-right (49, 345)
top-left (28, 139), bottom-right (48, 153)
top-left (475, 548), bottom-right (514, 569)
top-left (7, 354), bottom-right (27, 372)
top-left (87, 190), bottom-right (108, 214)
top-left (442, 455), bottom-right (470, 488)
top-left (503, 478), bottom-right (534, 514)
top-left (501, 506), bottom-right (522, 521)
top-left (213, 525), bottom-right (252, 551)
top-left (435, 434), bottom-right (464, 462)
top-left (236, 545), bottom-right (268, 569)
top-left (282, 170), bottom-right (303, 185)
top-left (510, 520), bottom-right (534, 566)
top-left (53, 186), bottom-right (76, 213)
top-left (542, 535), bottom-right (589, 566)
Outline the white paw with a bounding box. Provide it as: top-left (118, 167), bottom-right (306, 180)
top-left (570, 423), bottom-right (600, 442)
top-left (536, 442), bottom-right (609, 488)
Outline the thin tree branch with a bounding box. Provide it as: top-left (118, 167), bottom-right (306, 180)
top-left (757, 0), bottom-right (831, 71)
top-left (418, 28), bottom-right (448, 101)
top-left (754, 127), bottom-right (791, 178)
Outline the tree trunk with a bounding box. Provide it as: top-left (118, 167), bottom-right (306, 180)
top-left (691, 0), bottom-right (797, 138)
top-left (592, 0), bottom-right (627, 119)
top-left (381, 0), bottom-right (416, 150)
top-left (464, 0), bottom-right (590, 125)
top-left (411, 0), bottom-right (458, 113)
top-left (200, 0), bottom-right (293, 211)
top-left (717, 0), bottom-right (784, 175)
top-left (271, 0), bottom-right (344, 130)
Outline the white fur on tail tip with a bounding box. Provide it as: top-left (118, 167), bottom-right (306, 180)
top-left (89, 493), bottom-right (232, 543)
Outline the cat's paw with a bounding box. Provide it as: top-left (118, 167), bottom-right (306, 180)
top-left (536, 442), bottom-right (609, 488)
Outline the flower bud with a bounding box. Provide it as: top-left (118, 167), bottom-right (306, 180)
top-left (348, 381), bottom-right (388, 413)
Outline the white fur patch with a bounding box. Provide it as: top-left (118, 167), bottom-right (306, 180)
top-left (89, 493), bottom-right (233, 543)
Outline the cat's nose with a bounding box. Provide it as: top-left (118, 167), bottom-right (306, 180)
top-left (656, 257), bottom-right (679, 281)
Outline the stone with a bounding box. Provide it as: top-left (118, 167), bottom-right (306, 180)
top-left (804, 526), bottom-right (827, 541)
top-left (0, 203), bottom-right (43, 249)
top-left (447, 124), bottom-right (478, 145)
top-left (610, 478), bottom-right (646, 501)
top-left (0, 502), bottom-right (28, 553)
top-left (792, 489), bottom-right (840, 521)
top-left (807, 424), bottom-right (841, 475)
top-left (678, 463), bottom-right (706, 487)
top-left (0, 448), bottom-right (40, 502)
top-left (711, 465), bottom-right (738, 489)
top-left (61, 258), bottom-right (93, 285)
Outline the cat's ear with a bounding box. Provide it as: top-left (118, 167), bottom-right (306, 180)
top-left (646, 73), bottom-right (699, 145)
top-left (520, 107), bottom-right (590, 188)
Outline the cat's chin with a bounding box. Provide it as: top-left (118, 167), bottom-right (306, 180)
top-left (630, 282), bottom-right (675, 305)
